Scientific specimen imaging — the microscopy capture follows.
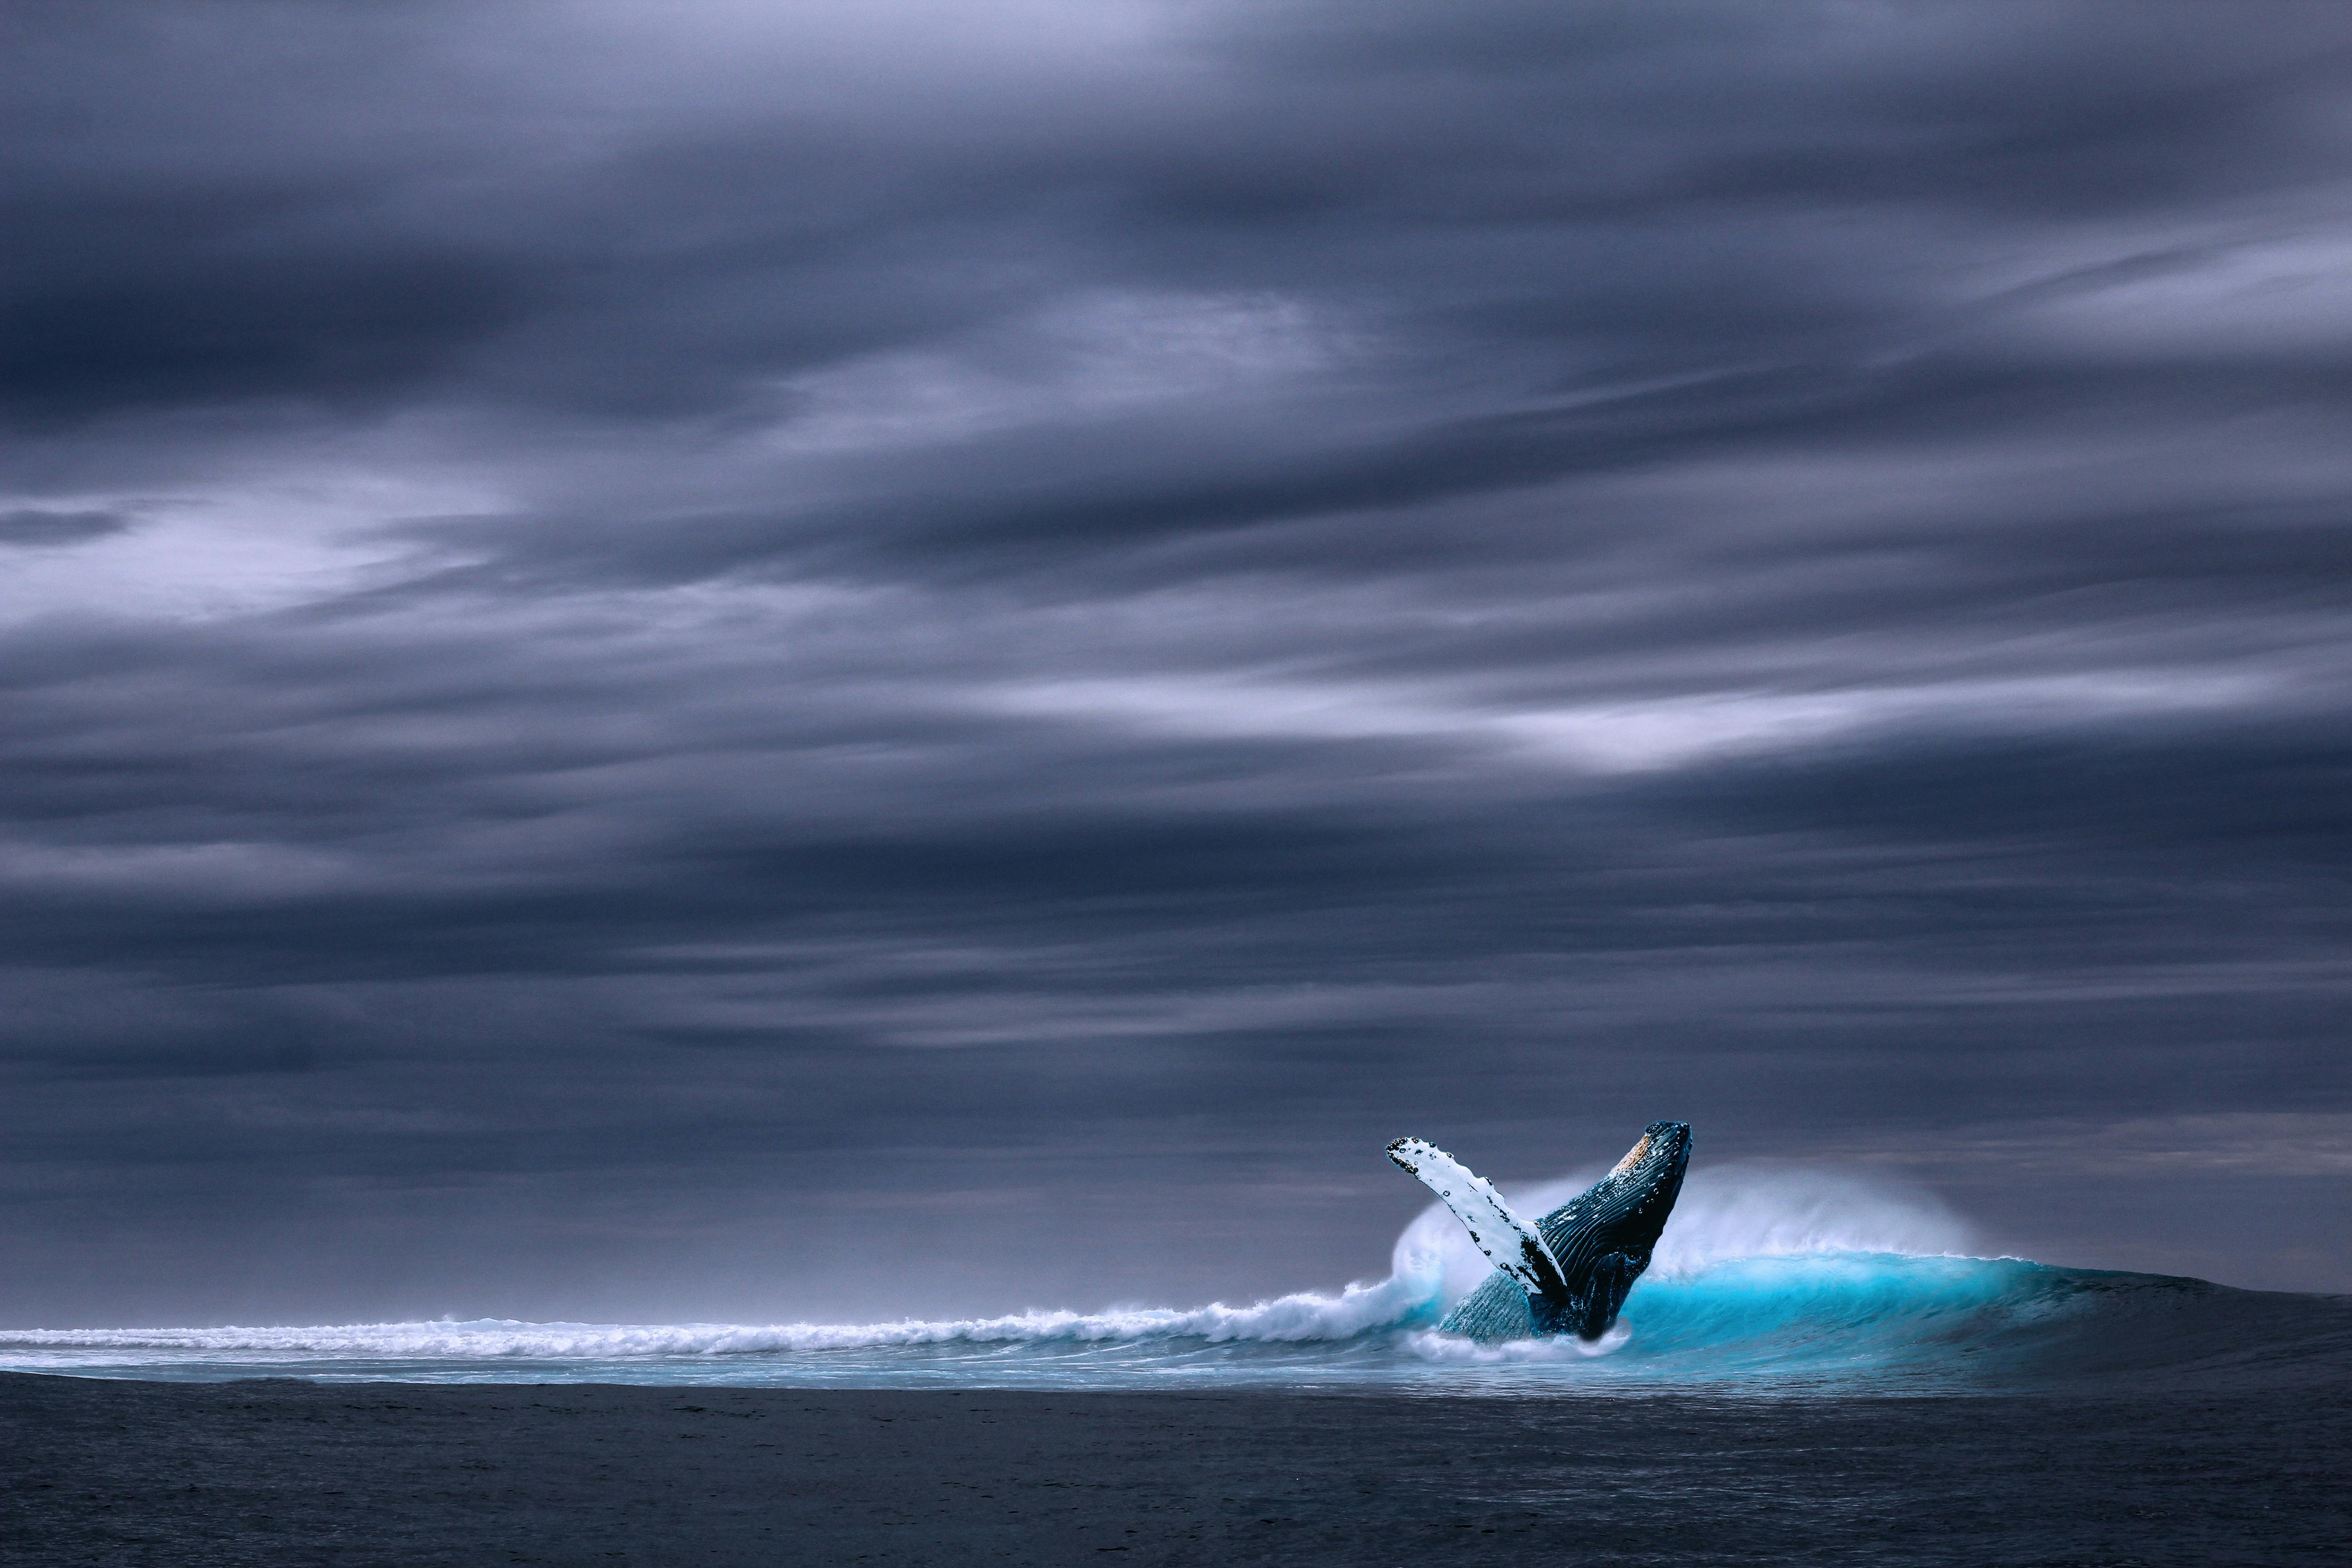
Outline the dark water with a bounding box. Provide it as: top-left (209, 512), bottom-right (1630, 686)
top-left (3, 1375), bottom-right (2345, 1565)
top-left (9, 1245), bottom-right (2350, 1564)
top-left (6, 1262), bottom-right (2350, 1563)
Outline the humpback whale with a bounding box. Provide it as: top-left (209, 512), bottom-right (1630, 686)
top-left (1388, 1122), bottom-right (1690, 1341)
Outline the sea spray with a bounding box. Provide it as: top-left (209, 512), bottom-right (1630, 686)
top-left (1392, 1159), bottom-right (1974, 1305)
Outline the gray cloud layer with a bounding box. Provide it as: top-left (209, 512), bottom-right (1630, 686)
top-left (5, 0), bottom-right (2350, 1321)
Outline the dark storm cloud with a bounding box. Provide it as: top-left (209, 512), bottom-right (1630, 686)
top-left (3, 0), bottom-right (2350, 1323)
top-left (0, 508), bottom-right (129, 545)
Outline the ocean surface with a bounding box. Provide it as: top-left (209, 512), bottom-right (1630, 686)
top-left (7, 1252), bottom-right (2346, 1393)
top-left (8, 1166), bottom-right (2346, 1395)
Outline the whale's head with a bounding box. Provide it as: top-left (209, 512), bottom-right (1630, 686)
top-left (1569, 1120), bottom-right (1691, 1262)
top-left (1607, 1120), bottom-right (1692, 1189)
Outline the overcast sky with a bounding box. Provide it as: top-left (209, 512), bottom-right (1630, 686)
top-left (5, 0), bottom-right (2350, 1325)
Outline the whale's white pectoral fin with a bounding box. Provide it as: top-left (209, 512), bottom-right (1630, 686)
top-left (1387, 1137), bottom-right (1569, 1306)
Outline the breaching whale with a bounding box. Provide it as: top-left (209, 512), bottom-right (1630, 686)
top-left (1387, 1122), bottom-right (1691, 1341)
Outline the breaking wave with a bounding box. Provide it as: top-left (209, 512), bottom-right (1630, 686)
top-left (7, 1165), bottom-right (2342, 1392)
top-left (1, 1272), bottom-right (1427, 1361)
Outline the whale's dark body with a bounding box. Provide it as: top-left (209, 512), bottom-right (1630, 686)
top-left (1434, 1122), bottom-right (1691, 1342)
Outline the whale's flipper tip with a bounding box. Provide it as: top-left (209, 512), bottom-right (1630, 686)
top-left (1385, 1136), bottom-right (1434, 1173)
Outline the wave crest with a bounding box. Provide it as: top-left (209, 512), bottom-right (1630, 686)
top-left (2, 1272), bottom-right (1436, 1359)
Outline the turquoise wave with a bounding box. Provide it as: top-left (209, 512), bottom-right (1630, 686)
top-left (1610, 1253), bottom-right (2071, 1375)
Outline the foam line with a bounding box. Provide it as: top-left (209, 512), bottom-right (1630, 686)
top-left (1, 1273), bottom-right (1438, 1358)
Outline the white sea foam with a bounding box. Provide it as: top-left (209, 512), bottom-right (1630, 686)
top-left (1, 1272), bottom-right (1435, 1359)
top-left (1405, 1321), bottom-right (1631, 1364)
